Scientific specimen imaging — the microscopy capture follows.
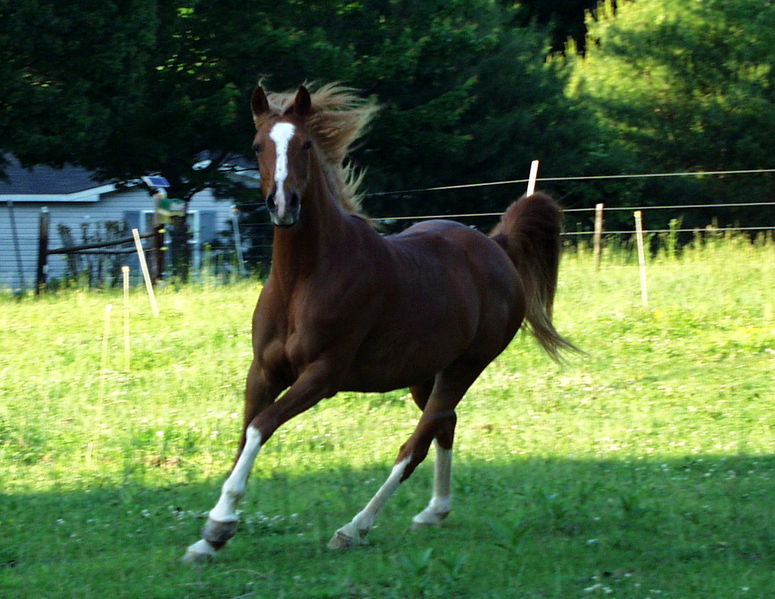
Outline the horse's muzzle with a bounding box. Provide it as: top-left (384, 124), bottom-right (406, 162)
top-left (266, 189), bottom-right (301, 227)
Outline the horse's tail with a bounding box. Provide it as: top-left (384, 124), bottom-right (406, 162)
top-left (490, 192), bottom-right (581, 362)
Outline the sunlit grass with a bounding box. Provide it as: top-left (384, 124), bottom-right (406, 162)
top-left (1, 235), bottom-right (773, 598)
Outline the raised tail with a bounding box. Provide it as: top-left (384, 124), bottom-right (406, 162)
top-left (490, 192), bottom-right (581, 362)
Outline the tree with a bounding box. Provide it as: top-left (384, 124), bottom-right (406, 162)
top-left (2, 1), bottom-right (597, 272)
top-left (566, 0), bottom-right (775, 228)
top-left (312, 0), bottom-right (597, 219)
top-left (0, 0), bottom-right (159, 174)
top-left (509, 0), bottom-right (612, 54)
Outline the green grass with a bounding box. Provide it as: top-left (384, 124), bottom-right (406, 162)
top-left (1, 236), bottom-right (773, 598)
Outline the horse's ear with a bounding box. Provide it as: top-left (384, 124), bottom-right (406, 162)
top-left (287, 85), bottom-right (312, 118)
top-left (251, 87), bottom-right (270, 121)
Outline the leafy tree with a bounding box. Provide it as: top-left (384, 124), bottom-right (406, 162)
top-left (315, 0), bottom-right (597, 219)
top-left (1, 0), bottom-right (597, 272)
top-left (566, 0), bottom-right (775, 228)
top-left (0, 0), bottom-right (158, 174)
top-left (510, 0), bottom-right (611, 54)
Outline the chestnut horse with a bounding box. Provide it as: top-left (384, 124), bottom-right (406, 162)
top-left (183, 84), bottom-right (578, 562)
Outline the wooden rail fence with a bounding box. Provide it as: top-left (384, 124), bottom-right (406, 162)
top-left (35, 208), bottom-right (165, 294)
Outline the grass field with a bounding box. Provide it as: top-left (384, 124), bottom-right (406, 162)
top-left (1, 235), bottom-right (773, 598)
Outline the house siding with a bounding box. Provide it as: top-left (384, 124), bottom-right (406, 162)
top-left (0, 188), bottom-right (235, 290)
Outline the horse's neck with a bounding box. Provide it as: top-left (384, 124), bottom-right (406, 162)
top-left (269, 162), bottom-right (349, 287)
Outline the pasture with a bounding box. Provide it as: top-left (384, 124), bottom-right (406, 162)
top-left (1, 235), bottom-right (773, 598)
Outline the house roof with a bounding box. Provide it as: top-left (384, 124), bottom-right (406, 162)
top-left (0, 155), bottom-right (120, 203)
top-left (0, 154), bottom-right (109, 195)
top-left (0, 153), bottom-right (259, 202)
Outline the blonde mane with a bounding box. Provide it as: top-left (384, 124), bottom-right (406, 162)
top-left (255, 83), bottom-right (379, 215)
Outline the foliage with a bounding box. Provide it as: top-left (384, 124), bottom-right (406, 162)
top-left (0, 0), bottom-right (159, 174)
top-left (508, 0), bottom-right (607, 53)
top-left (0, 1), bottom-right (593, 207)
top-left (2, 0), bottom-right (773, 240)
top-left (566, 0), bottom-right (775, 227)
top-left (349, 1), bottom-right (596, 217)
top-left (1, 236), bottom-right (773, 597)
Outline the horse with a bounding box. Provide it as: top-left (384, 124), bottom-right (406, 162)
top-left (183, 83), bottom-right (579, 563)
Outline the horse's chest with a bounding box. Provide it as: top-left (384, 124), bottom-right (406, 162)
top-left (265, 299), bottom-right (350, 362)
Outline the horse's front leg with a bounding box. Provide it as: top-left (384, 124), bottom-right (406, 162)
top-left (182, 361), bottom-right (284, 563)
top-left (182, 364), bottom-right (336, 563)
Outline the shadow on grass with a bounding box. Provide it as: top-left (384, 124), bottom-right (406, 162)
top-left (2, 454), bottom-right (774, 599)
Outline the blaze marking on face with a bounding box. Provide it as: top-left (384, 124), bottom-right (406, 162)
top-left (269, 122), bottom-right (296, 218)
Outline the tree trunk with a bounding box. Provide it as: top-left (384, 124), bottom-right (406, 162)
top-left (169, 212), bottom-right (191, 281)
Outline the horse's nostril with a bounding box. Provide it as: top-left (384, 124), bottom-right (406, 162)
top-left (290, 192), bottom-right (301, 210)
top-left (266, 190), bottom-right (277, 211)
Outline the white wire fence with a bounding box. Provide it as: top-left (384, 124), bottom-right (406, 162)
top-left (236, 167), bottom-right (775, 237)
top-left (365, 167), bottom-right (775, 196)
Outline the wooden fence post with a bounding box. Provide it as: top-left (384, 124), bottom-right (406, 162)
top-left (526, 160), bottom-right (539, 196)
top-left (634, 210), bottom-right (649, 308)
top-left (232, 206), bottom-right (247, 277)
top-left (132, 228), bottom-right (160, 317)
top-left (122, 266), bottom-right (131, 371)
top-left (35, 207), bottom-right (50, 295)
top-left (593, 203), bottom-right (604, 271)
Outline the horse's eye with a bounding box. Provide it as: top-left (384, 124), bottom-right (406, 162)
top-left (252, 143), bottom-right (262, 154)
top-left (302, 140), bottom-right (312, 151)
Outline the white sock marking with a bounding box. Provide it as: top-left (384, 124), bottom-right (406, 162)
top-left (337, 456), bottom-right (411, 541)
top-left (185, 539), bottom-right (216, 559)
top-left (209, 426), bottom-right (262, 523)
top-left (269, 122), bottom-right (296, 219)
top-left (412, 443), bottom-right (453, 526)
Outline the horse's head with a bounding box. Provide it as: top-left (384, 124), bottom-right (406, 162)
top-left (251, 86), bottom-right (314, 227)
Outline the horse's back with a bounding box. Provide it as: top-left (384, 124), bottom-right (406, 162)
top-left (387, 220), bottom-right (521, 303)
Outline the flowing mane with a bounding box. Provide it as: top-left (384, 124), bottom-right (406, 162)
top-left (253, 83), bottom-right (378, 215)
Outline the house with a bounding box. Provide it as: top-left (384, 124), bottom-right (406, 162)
top-left (0, 156), bottom-right (238, 291)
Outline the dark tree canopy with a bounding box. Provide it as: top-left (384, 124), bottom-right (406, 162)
top-left (1, 0), bottom-right (771, 248)
top-left (566, 0), bottom-right (775, 228)
top-left (1, 0), bottom-right (591, 212)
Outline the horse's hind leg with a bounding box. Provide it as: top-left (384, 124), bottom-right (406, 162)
top-left (328, 370), bottom-right (473, 549)
top-left (410, 439), bottom-right (454, 529)
top-left (408, 383), bottom-right (455, 529)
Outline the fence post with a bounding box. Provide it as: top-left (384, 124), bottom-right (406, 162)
top-left (526, 160), bottom-right (539, 196)
top-left (122, 266), bottom-right (131, 371)
top-left (634, 210), bottom-right (649, 308)
top-left (132, 228), bottom-right (160, 317)
top-left (35, 207), bottom-right (50, 295)
top-left (232, 206), bottom-right (247, 277)
top-left (593, 203), bottom-right (604, 271)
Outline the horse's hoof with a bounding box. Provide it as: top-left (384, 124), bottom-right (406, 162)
top-left (202, 518), bottom-right (238, 545)
top-left (181, 540), bottom-right (216, 564)
top-left (327, 530), bottom-right (355, 550)
top-left (411, 511), bottom-right (449, 530)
